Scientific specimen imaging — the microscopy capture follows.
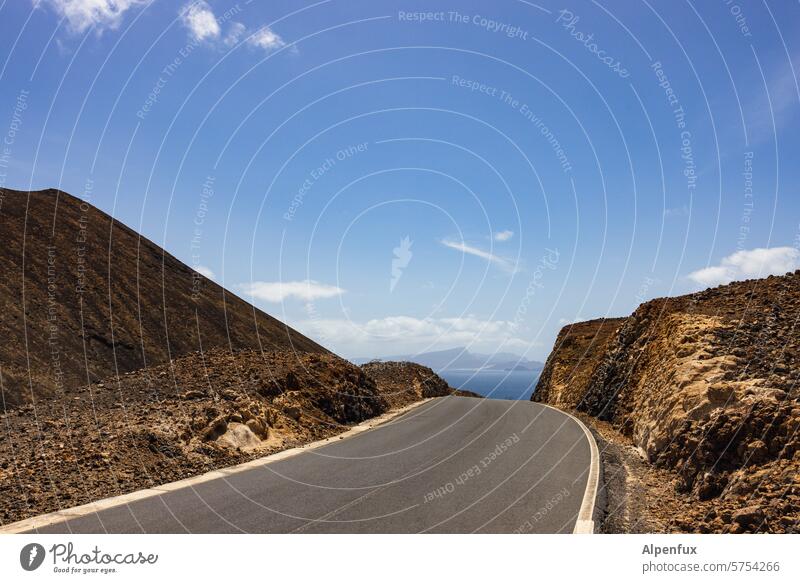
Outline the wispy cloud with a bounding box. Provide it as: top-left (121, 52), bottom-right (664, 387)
top-left (688, 247), bottom-right (799, 287)
top-left (34, 0), bottom-right (145, 34)
top-left (224, 21), bottom-right (246, 47)
top-left (240, 280), bottom-right (344, 303)
top-left (180, 0), bottom-right (220, 41)
top-left (179, 1), bottom-right (288, 53)
top-left (247, 26), bottom-right (286, 52)
top-left (440, 239), bottom-right (517, 272)
top-left (493, 230), bottom-right (514, 242)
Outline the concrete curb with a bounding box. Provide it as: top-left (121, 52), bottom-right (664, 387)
top-left (0, 398), bottom-right (433, 534)
top-left (537, 403), bottom-right (601, 534)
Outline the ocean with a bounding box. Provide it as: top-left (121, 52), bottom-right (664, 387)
top-left (437, 369), bottom-right (540, 400)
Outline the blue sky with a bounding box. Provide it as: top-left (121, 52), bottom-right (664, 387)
top-left (1, 0), bottom-right (799, 360)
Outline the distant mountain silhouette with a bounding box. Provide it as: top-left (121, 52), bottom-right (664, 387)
top-left (355, 347), bottom-right (544, 372)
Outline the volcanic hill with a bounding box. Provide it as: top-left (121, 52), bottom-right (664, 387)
top-left (0, 188), bottom-right (325, 407)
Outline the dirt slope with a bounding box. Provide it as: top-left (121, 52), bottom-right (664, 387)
top-left (0, 348), bottom-right (388, 524)
top-left (0, 188), bottom-right (325, 407)
top-left (533, 271), bottom-right (800, 533)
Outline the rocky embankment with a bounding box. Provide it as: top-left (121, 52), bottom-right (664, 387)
top-left (361, 361), bottom-right (482, 407)
top-left (0, 349), bottom-right (459, 525)
top-left (533, 271), bottom-right (800, 533)
top-left (531, 318), bottom-right (624, 408)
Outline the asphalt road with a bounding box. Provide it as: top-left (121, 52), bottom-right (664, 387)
top-left (32, 397), bottom-right (593, 534)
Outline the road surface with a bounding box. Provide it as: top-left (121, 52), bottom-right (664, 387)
top-left (30, 397), bottom-right (595, 534)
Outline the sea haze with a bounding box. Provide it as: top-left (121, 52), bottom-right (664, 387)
top-left (438, 369), bottom-right (540, 401)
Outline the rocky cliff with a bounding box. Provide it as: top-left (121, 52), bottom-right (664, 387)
top-left (533, 271), bottom-right (800, 533)
top-left (531, 318), bottom-right (624, 409)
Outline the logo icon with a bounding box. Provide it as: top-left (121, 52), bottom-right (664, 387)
top-left (390, 236), bottom-right (413, 292)
top-left (20, 543), bottom-right (46, 571)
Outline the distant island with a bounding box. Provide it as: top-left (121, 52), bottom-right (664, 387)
top-left (353, 347), bottom-right (544, 373)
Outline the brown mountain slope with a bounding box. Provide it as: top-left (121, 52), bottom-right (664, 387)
top-left (0, 188), bottom-right (325, 407)
top-left (533, 271), bottom-right (800, 532)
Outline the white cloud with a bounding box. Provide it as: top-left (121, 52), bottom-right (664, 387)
top-left (247, 26), bottom-right (286, 52)
top-left (194, 265), bottom-right (215, 279)
top-left (35, 0), bottom-right (145, 34)
top-left (224, 21), bottom-right (246, 47)
top-left (180, 0), bottom-right (220, 41)
top-left (688, 247), bottom-right (800, 287)
top-left (441, 239), bottom-right (516, 272)
top-left (178, 3), bottom-right (287, 53)
top-left (494, 230), bottom-right (514, 241)
top-left (294, 315), bottom-right (532, 355)
top-left (240, 280), bottom-right (344, 303)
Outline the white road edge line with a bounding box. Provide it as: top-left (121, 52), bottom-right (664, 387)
top-left (0, 398), bottom-right (434, 534)
top-left (537, 403), bottom-right (600, 534)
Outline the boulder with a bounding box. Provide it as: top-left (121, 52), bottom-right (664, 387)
top-left (746, 440), bottom-right (769, 464)
top-left (731, 505), bottom-right (765, 528)
top-left (283, 405), bottom-right (302, 421)
top-left (246, 418), bottom-right (268, 438)
top-left (706, 383), bottom-right (735, 405)
top-left (201, 416), bottom-right (228, 441)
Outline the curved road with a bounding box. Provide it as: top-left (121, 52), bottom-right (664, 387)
top-left (30, 397), bottom-right (595, 534)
